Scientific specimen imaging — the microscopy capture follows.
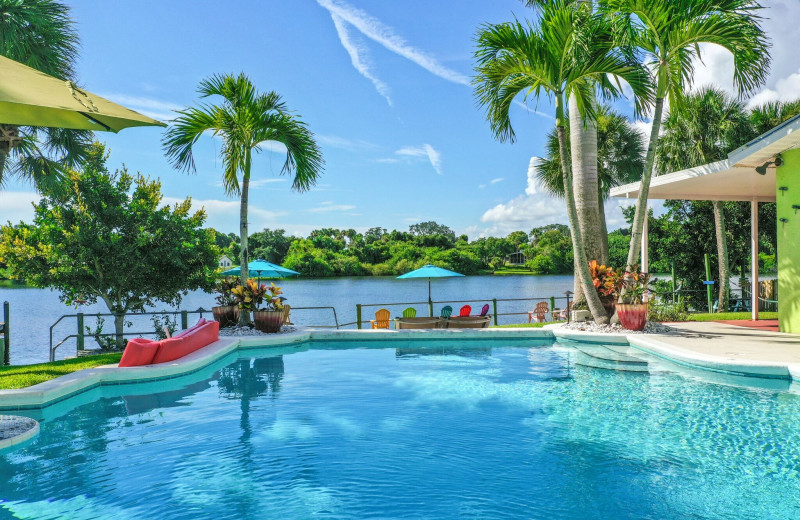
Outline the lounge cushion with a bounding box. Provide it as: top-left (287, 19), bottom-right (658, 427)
top-left (118, 337), bottom-right (161, 367)
top-left (151, 320), bottom-right (220, 364)
top-left (174, 317), bottom-right (207, 338)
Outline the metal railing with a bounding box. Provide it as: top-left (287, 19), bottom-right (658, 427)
top-left (48, 305), bottom-right (340, 362)
top-left (351, 295), bottom-right (572, 329)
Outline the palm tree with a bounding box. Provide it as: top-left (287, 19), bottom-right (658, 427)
top-left (601, 0), bottom-right (771, 272)
top-left (163, 73), bottom-right (324, 325)
top-left (657, 87), bottom-right (753, 311)
top-left (474, 0), bottom-right (652, 323)
top-left (749, 99), bottom-right (800, 135)
top-left (0, 0), bottom-right (93, 193)
top-left (537, 105), bottom-right (646, 263)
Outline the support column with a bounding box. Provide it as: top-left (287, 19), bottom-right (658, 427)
top-left (641, 205), bottom-right (649, 273)
top-left (751, 199), bottom-right (759, 321)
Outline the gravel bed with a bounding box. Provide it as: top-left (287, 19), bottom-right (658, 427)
top-left (559, 321), bottom-right (675, 335)
top-left (219, 325), bottom-right (298, 337)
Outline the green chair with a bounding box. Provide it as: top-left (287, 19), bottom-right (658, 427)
top-left (402, 307), bottom-right (417, 318)
top-left (440, 305), bottom-right (453, 318)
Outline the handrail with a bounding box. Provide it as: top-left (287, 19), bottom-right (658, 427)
top-left (48, 306), bottom-right (340, 362)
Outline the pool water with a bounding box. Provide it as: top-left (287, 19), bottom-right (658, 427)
top-left (1, 338), bottom-right (800, 519)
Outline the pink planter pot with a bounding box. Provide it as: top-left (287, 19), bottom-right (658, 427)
top-left (212, 306), bottom-right (238, 328)
top-left (617, 303), bottom-right (649, 331)
top-left (253, 310), bottom-right (284, 333)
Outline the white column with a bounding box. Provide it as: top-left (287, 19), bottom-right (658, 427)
top-left (751, 199), bottom-right (759, 321)
top-left (641, 205), bottom-right (649, 272)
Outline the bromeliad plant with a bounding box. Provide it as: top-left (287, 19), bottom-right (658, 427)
top-left (231, 279), bottom-right (267, 312)
top-left (619, 269), bottom-right (652, 305)
top-left (214, 277), bottom-right (239, 307)
top-left (261, 282), bottom-right (284, 312)
top-left (589, 260), bottom-right (622, 311)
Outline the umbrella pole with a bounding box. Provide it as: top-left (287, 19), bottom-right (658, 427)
top-left (428, 278), bottom-right (433, 317)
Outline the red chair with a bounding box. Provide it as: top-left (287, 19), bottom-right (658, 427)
top-left (459, 305), bottom-right (471, 317)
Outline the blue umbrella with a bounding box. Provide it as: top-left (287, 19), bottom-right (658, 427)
top-left (221, 259), bottom-right (299, 281)
top-left (397, 264), bottom-right (464, 312)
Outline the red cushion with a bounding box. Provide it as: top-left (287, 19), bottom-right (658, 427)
top-left (151, 320), bottom-right (220, 364)
top-left (174, 317), bottom-right (207, 338)
top-left (119, 338), bottom-right (161, 367)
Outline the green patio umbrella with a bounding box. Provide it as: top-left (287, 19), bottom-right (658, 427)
top-left (0, 54), bottom-right (165, 131)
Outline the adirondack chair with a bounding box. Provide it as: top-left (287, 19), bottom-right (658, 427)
top-left (402, 307), bottom-right (417, 318)
top-left (440, 305), bottom-right (453, 318)
top-left (371, 308), bottom-right (391, 329)
top-left (459, 305), bottom-right (472, 317)
top-left (282, 304), bottom-right (293, 325)
top-left (528, 301), bottom-right (549, 323)
top-left (554, 301), bottom-right (572, 321)
top-left (479, 304), bottom-right (490, 316)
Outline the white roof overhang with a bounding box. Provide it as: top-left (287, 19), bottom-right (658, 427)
top-left (610, 114), bottom-right (800, 203)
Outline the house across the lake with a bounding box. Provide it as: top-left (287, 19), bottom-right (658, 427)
top-left (218, 255), bottom-right (233, 269)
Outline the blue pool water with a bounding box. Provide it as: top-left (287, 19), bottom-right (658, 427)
top-left (1, 338), bottom-right (800, 519)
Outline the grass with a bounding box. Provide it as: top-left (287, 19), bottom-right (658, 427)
top-left (683, 311), bottom-right (778, 322)
top-left (0, 352), bottom-right (122, 390)
top-left (492, 321), bottom-right (557, 328)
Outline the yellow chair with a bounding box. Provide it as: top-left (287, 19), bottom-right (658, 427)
top-left (371, 308), bottom-right (391, 329)
top-left (282, 304), bottom-right (293, 325)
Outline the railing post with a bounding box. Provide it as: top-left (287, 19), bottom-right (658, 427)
top-left (181, 310), bottom-right (188, 330)
top-left (356, 304), bottom-right (362, 330)
top-left (566, 292), bottom-right (572, 323)
top-left (549, 296), bottom-right (555, 321)
top-left (428, 301), bottom-right (433, 318)
top-left (2, 301), bottom-right (8, 366)
top-left (76, 312), bottom-right (85, 352)
top-left (492, 298), bottom-right (498, 326)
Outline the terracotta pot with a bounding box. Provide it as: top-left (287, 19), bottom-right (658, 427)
top-left (253, 310), bottom-right (284, 333)
top-left (617, 303), bottom-right (649, 331)
top-left (212, 305), bottom-right (238, 328)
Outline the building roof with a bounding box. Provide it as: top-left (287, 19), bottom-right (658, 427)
top-left (610, 113), bottom-right (800, 202)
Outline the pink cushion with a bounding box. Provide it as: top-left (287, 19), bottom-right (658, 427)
top-left (151, 320), bottom-right (220, 364)
top-left (174, 317), bottom-right (207, 338)
top-left (119, 337), bottom-right (161, 367)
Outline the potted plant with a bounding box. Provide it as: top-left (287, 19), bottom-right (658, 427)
top-left (252, 282), bottom-right (285, 333)
top-left (617, 270), bottom-right (652, 331)
top-left (212, 277), bottom-right (239, 327)
top-left (589, 260), bottom-right (622, 316)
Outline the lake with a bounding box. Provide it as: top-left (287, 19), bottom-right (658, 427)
top-left (0, 274), bottom-right (574, 365)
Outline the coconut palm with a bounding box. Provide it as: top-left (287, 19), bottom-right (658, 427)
top-left (749, 99), bottom-right (800, 135)
top-left (163, 73), bottom-right (324, 325)
top-left (0, 0), bottom-right (93, 193)
top-left (600, 0), bottom-right (771, 272)
top-left (656, 87), bottom-right (753, 311)
top-left (537, 105), bottom-right (646, 262)
top-left (473, 0), bottom-right (652, 323)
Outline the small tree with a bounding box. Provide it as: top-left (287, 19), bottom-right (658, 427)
top-left (0, 143), bottom-right (219, 348)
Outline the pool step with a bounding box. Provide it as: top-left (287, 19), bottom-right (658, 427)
top-left (573, 345), bottom-right (650, 373)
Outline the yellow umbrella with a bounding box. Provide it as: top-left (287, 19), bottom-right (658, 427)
top-left (0, 54), bottom-right (165, 132)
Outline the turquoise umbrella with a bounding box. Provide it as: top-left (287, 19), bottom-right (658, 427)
top-left (221, 259), bottom-right (299, 282)
top-left (397, 264), bottom-right (464, 315)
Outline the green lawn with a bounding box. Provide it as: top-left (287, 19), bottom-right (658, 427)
top-left (683, 311), bottom-right (777, 322)
top-left (492, 321), bottom-right (556, 328)
top-left (0, 353), bottom-right (122, 390)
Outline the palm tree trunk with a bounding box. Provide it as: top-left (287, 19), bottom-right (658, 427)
top-left (598, 183), bottom-right (609, 264)
top-left (237, 150), bottom-right (252, 326)
top-left (556, 96), bottom-right (608, 324)
top-left (626, 95), bottom-right (665, 271)
top-left (712, 201), bottom-right (730, 311)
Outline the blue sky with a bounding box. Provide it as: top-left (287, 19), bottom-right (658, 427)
top-left (3, 0), bottom-right (800, 239)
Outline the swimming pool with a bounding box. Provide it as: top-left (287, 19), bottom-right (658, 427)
top-left (1, 337), bottom-right (799, 519)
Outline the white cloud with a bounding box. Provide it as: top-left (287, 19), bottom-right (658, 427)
top-left (99, 92), bottom-right (181, 122)
top-left (307, 203), bottom-right (357, 213)
top-left (316, 0), bottom-right (470, 86)
top-left (525, 158), bottom-right (539, 195)
top-left (490, 177), bottom-right (504, 184)
top-left (329, 13), bottom-right (393, 105)
top-left (317, 134), bottom-right (378, 150)
top-left (261, 141), bottom-right (288, 154)
top-left (478, 184), bottom-right (487, 189)
top-left (375, 157), bottom-right (400, 163)
top-left (395, 143), bottom-right (442, 174)
top-left (0, 191), bottom-right (40, 223)
top-left (747, 70), bottom-right (800, 108)
top-left (163, 196), bottom-right (287, 232)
